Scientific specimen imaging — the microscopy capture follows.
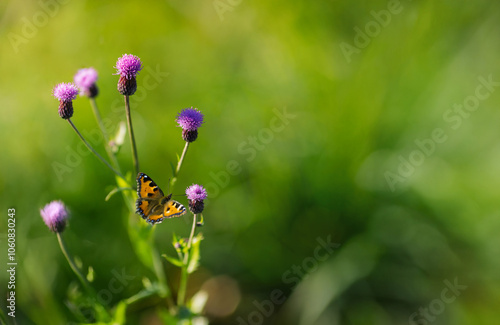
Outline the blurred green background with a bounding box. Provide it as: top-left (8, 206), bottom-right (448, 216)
top-left (1, 0), bottom-right (500, 324)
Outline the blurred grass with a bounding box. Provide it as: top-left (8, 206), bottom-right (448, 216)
top-left (1, 0), bottom-right (500, 324)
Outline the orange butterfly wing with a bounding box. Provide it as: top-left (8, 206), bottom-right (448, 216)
top-left (163, 200), bottom-right (186, 219)
top-left (136, 173), bottom-right (164, 222)
top-left (137, 173), bottom-right (164, 200)
top-left (135, 173), bottom-right (186, 224)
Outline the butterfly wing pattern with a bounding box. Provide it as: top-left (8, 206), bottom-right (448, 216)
top-left (136, 173), bottom-right (186, 225)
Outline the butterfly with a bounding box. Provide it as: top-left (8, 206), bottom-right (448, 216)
top-left (136, 172), bottom-right (186, 224)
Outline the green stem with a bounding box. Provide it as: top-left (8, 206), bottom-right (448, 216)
top-left (89, 98), bottom-right (122, 173)
top-left (177, 266), bottom-right (188, 306)
top-left (57, 233), bottom-right (111, 321)
top-left (124, 95), bottom-right (140, 175)
top-left (170, 142), bottom-right (189, 190)
top-left (186, 213), bottom-right (198, 251)
top-left (177, 213), bottom-right (197, 306)
top-left (67, 119), bottom-right (126, 182)
top-left (57, 232), bottom-right (91, 292)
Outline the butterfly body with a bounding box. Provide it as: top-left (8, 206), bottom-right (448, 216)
top-left (136, 173), bottom-right (186, 224)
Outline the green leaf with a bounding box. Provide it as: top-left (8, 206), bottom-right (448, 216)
top-left (158, 309), bottom-right (181, 325)
top-left (87, 266), bottom-right (94, 282)
top-left (187, 233), bottom-right (204, 274)
top-left (196, 214), bottom-right (204, 227)
top-left (142, 277), bottom-right (152, 289)
top-left (105, 186), bottom-right (135, 201)
top-left (162, 253), bottom-right (184, 268)
top-left (109, 121), bottom-right (127, 154)
top-left (127, 221), bottom-right (155, 273)
top-left (169, 161), bottom-right (176, 177)
top-left (115, 172), bottom-right (135, 212)
top-left (111, 301), bottom-right (127, 324)
top-left (124, 281), bottom-right (165, 306)
top-left (74, 256), bottom-right (83, 269)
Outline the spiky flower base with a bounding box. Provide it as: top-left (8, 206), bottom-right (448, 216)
top-left (182, 129), bottom-right (198, 142)
top-left (85, 84), bottom-right (99, 98)
top-left (58, 100), bottom-right (74, 119)
top-left (117, 76), bottom-right (137, 96)
top-left (188, 199), bottom-right (204, 214)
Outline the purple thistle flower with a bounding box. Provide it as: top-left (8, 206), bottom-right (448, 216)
top-left (74, 68), bottom-right (99, 98)
top-left (176, 107), bottom-right (204, 142)
top-left (53, 83), bottom-right (79, 119)
top-left (53, 83), bottom-right (78, 102)
top-left (186, 184), bottom-right (208, 201)
top-left (114, 54), bottom-right (142, 95)
top-left (40, 200), bottom-right (69, 233)
top-left (186, 184), bottom-right (207, 214)
top-left (115, 54), bottom-right (142, 79)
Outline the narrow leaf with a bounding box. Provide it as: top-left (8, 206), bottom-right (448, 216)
top-left (105, 186), bottom-right (134, 201)
top-left (187, 233), bottom-right (204, 274)
top-left (111, 301), bottom-right (127, 324)
top-left (169, 161), bottom-right (176, 177)
top-left (86, 266), bottom-right (94, 282)
top-left (162, 254), bottom-right (184, 268)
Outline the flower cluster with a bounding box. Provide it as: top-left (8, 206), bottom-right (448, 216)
top-left (48, 54), bottom-right (210, 321)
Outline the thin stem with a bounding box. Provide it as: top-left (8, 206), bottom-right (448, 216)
top-left (89, 98), bottom-right (122, 173)
top-left (124, 95), bottom-right (140, 175)
top-left (67, 119), bottom-right (126, 181)
top-left (57, 233), bottom-right (111, 321)
top-left (186, 213), bottom-right (198, 251)
top-left (170, 142), bottom-right (189, 190)
top-left (177, 213), bottom-right (197, 306)
top-left (57, 232), bottom-right (91, 291)
top-left (176, 142), bottom-right (190, 176)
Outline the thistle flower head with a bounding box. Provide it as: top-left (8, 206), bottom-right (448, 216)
top-left (176, 107), bottom-right (204, 131)
top-left (114, 54), bottom-right (142, 80)
top-left (40, 200), bottom-right (69, 233)
top-left (53, 83), bottom-right (78, 119)
top-left (186, 184), bottom-right (207, 201)
top-left (186, 184), bottom-right (207, 214)
top-left (53, 83), bottom-right (78, 102)
top-left (74, 68), bottom-right (98, 98)
top-left (177, 107), bottom-right (204, 142)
